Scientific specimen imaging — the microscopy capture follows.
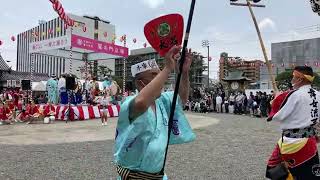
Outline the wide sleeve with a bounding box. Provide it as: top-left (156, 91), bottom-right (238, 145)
top-left (272, 92), bottom-right (299, 122)
top-left (160, 91), bottom-right (183, 115)
top-left (118, 95), bottom-right (137, 125)
top-left (160, 91), bottom-right (196, 145)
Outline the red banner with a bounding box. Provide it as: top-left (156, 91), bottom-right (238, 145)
top-left (71, 35), bottom-right (129, 57)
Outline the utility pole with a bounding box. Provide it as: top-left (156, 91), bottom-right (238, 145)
top-left (230, 0), bottom-right (278, 92)
top-left (202, 40), bottom-right (210, 88)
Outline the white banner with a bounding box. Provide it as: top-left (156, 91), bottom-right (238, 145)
top-left (29, 35), bottom-right (71, 53)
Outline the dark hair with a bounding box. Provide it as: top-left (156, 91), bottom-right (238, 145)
top-left (294, 66), bottom-right (313, 76)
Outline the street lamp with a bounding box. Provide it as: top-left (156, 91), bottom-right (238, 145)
top-left (230, 0), bottom-right (278, 92)
top-left (202, 40), bottom-right (210, 88)
top-left (310, 0), bottom-right (320, 15)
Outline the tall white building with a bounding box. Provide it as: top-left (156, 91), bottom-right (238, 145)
top-left (16, 14), bottom-right (116, 78)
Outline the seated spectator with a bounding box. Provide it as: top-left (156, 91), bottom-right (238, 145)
top-left (0, 101), bottom-right (13, 125)
top-left (42, 102), bottom-right (56, 124)
top-left (27, 101), bottom-right (43, 124)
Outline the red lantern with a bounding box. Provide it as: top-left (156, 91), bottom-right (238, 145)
top-left (133, 38), bottom-right (137, 43)
top-left (143, 43), bottom-right (147, 48)
top-left (11, 36), bottom-right (16, 42)
top-left (83, 26), bottom-right (87, 32)
top-left (208, 57), bottom-right (212, 61)
top-left (0, 40), bottom-right (2, 46)
top-left (103, 32), bottom-right (108, 38)
top-left (64, 23), bottom-right (68, 29)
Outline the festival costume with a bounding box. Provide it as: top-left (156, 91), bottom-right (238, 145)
top-left (266, 85), bottom-right (320, 179)
top-left (100, 96), bottom-right (110, 116)
top-left (90, 81), bottom-right (100, 102)
top-left (114, 60), bottom-right (196, 179)
top-left (28, 105), bottom-right (40, 116)
top-left (103, 80), bottom-right (112, 90)
top-left (43, 104), bottom-right (55, 123)
top-left (58, 77), bottom-right (68, 104)
top-left (0, 106), bottom-right (12, 121)
top-left (47, 78), bottom-right (58, 104)
top-left (114, 92), bottom-right (195, 180)
top-left (43, 105), bottom-right (55, 117)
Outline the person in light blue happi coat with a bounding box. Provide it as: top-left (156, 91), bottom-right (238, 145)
top-left (46, 75), bottom-right (58, 104)
top-left (102, 76), bottom-right (112, 91)
top-left (114, 46), bottom-right (196, 180)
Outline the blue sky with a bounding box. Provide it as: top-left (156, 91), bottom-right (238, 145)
top-left (1, 0), bottom-right (320, 79)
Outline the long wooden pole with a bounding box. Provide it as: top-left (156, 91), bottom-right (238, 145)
top-left (246, 0), bottom-right (278, 92)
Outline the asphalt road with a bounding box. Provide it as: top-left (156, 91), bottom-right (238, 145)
top-left (0, 112), bottom-right (283, 180)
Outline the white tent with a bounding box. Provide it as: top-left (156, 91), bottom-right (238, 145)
top-left (78, 80), bottom-right (104, 91)
top-left (32, 81), bottom-right (46, 91)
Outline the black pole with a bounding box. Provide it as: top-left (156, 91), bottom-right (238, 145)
top-left (161, 0), bottom-right (196, 174)
top-left (207, 45), bottom-right (210, 87)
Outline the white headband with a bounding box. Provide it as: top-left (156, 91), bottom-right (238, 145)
top-left (131, 59), bottom-right (159, 77)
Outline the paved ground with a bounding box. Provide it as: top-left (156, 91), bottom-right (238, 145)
top-left (0, 112), bottom-right (282, 180)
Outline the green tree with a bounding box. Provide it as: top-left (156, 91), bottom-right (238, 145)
top-left (98, 65), bottom-right (113, 77)
top-left (275, 70), bottom-right (293, 91)
top-left (276, 69), bottom-right (320, 90)
top-left (189, 55), bottom-right (207, 88)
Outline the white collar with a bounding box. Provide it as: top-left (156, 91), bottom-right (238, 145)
top-left (298, 84), bottom-right (312, 90)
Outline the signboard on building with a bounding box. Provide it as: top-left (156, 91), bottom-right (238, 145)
top-left (29, 34), bottom-right (128, 58)
top-left (71, 35), bottom-right (129, 57)
top-left (29, 35), bottom-right (71, 53)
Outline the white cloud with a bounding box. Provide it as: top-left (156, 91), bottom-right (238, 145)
top-left (141, 0), bottom-right (165, 9)
top-left (258, 18), bottom-right (277, 31)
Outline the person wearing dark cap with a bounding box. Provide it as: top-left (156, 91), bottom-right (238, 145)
top-left (266, 66), bottom-right (320, 179)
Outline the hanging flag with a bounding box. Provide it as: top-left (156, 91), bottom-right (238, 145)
top-left (48, 28), bottom-right (53, 35)
top-left (56, 26), bottom-right (61, 32)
